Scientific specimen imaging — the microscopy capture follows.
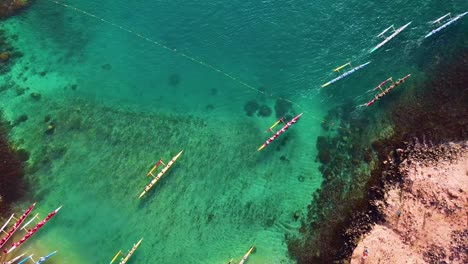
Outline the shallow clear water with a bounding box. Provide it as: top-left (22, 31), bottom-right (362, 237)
top-left (0, 0), bottom-right (466, 263)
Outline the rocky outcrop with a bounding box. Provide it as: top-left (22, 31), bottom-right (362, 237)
top-left (350, 141), bottom-right (468, 264)
top-left (0, 0), bottom-right (31, 19)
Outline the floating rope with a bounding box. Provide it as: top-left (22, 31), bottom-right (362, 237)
top-left (46, 1), bottom-right (353, 131)
top-left (48, 0), bottom-right (305, 110)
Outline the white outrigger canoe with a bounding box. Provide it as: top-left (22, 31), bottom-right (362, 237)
top-left (425, 12), bottom-right (467, 38)
top-left (321, 62), bottom-right (371, 88)
top-left (110, 238), bottom-right (143, 264)
top-left (139, 150), bottom-right (183, 199)
top-left (370, 22), bottom-right (412, 53)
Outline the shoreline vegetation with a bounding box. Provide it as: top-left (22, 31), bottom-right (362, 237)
top-left (287, 49), bottom-right (467, 263)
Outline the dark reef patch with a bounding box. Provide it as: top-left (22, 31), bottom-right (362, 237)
top-left (0, 114), bottom-right (27, 214)
top-left (244, 100), bottom-right (259, 117)
top-left (205, 104), bottom-right (214, 111)
top-left (101, 63), bottom-right (112, 70)
top-left (274, 99), bottom-right (293, 119)
top-left (30, 92), bottom-right (41, 101)
top-left (168, 73), bottom-right (181, 87)
top-left (13, 114), bottom-right (28, 127)
top-left (257, 104), bottom-right (272, 117)
top-left (0, 29), bottom-right (21, 74)
top-left (287, 48), bottom-right (468, 263)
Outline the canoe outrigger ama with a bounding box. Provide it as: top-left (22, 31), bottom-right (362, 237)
top-left (19, 251), bottom-right (58, 264)
top-left (321, 61), bottom-right (371, 88)
top-left (369, 21), bottom-right (412, 53)
top-left (425, 12), bottom-right (468, 38)
top-left (258, 113), bottom-right (303, 151)
top-left (364, 74), bottom-right (411, 107)
top-left (4, 253), bottom-right (25, 264)
top-left (139, 151), bottom-right (183, 199)
top-left (17, 255), bottom-right (33, 264)
top-left (110, 238), bottom-right (143, 264)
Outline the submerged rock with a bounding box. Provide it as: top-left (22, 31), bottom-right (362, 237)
top-left (15, 86), bottom-right (25, 96)
top-left (15, 148), bottom-right (29, 162)
top-left (30, 92), bottom-right (41, 100)
top-left (294, 211), bottom-right (301, 221)
top-left (44, 114), bottom-right (52, 123)
top-left (13, 114), bottom-right (27, 126)
top-left (45, 124), bottom-right (55, 135)
top-left (0, 52), bottom-right (9, 62)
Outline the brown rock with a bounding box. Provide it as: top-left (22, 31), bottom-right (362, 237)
top-left (0, 52), bottom-right (9, 62)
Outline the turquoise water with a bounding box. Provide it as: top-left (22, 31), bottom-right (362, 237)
top-left (0, 0), bottom-right (467, 263)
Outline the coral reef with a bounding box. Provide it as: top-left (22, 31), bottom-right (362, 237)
top-left (243, 99), bottom-right (259, 117)
top-left (30, 92), bottom-right (41, 100)
top-left (0, 51), bottom-right (9, 62)
top-left (12, 114), bottom-right (27, 126)
top-left (0, 28), bottom-right (23, 74)
top-left (274, 99), bottom-right (293, 119)
top-left (0, 112), bottom-right (27, 214)
top-left (0, 0), bottom-right (30, 20)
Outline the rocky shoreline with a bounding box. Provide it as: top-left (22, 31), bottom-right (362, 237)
top-left (350, 140), bottom-right (467, 264)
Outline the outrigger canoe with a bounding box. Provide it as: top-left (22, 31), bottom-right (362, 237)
top-left (34, 251), bottom-right (58, 264)
top-left (239, 246), bottom-right (255, 264)
top-left (258, 113), bottom-right (303, 151)
top-left (5, 253), bottom-right (25, 264)
top-left (5, 206), bottom-right (62, 254)
top-left (365, 74), bottom-right (411, 106)
top-left (120, 239), bottom-right (143, 264)
top-left (321, 62), bottom-right (371, 88)
top-left (370, 22), bottom-right (412, 53)
top-left (139, 151), bottom-right (183, 199)
top-left (0, 214), bottom-right (15, 234)
top-left (111, 238), bottom-right (143, 264)
top-left (425, 12), bottom-right (467, 38)
top-left (17, 255), bottom-right (33, 264)
top-left (0, 203), bottom-right (37, 249)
